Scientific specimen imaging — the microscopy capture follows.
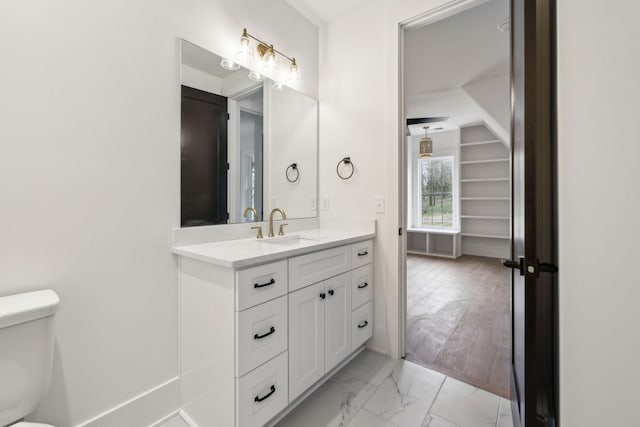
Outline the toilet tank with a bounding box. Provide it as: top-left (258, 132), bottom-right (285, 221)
top-left (0, 290), bottom-right (60, 427)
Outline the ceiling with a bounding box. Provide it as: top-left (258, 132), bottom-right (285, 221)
top-left (404, 0), bottom-right (509, 95)
top-left (181, 40), bottom-right (235, 79)
top-left (284, 0), bottom-right (379, 25)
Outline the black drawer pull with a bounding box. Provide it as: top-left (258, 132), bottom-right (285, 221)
top-left (357, 282), bottom-right (369, 289)
top-left (254, 278), bottom-right (275, 289)
top-left (357, 250), bottom-right (369, 257)
top-left (328, 289), bottom-right (334, 296)
top-left (254, 385), bottom-right (276, 403)
top-left (319, 292), bottom-right (326, 300)
top-left (357, 320), bottom-right (369, 329)
top-left (254, 326), bottom-right (275, 340)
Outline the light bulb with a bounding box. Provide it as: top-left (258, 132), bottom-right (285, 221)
top-left (240, 29), bottom-right (250, 51)
top-left (262, 46), bottom-right (276, 72)
top-left (288, 59), bottom-right (299, 82)
top-left (220, 58), bottom-right (240, 71)
top-left (236, 28), bottom-right (253, 62)
top-left (248, 70), bottom-right (264, 82)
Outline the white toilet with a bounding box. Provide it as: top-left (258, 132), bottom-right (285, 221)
top-left (0, 290), bottom-right (60, 427)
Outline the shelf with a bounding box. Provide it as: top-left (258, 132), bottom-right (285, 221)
top-left (460, 197), bottom-right (511, 201)
top-left (460, 139), bottom-right (502, 147)
top-left (460, 158), bottom-right (510, 165)
top-left (407, 250), bottom-right (457, 259)
top-left (461, 233), bottom-right (511, 240)
top-left (460, 215), bottom-right (509, 220)
top-left (407, 228), bottom-right (460, 235)
top-left (460, 178), bottom-right (510, 183)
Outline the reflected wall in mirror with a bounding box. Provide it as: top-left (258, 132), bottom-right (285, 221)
top-left (179, 39), bottom-right (318, 227)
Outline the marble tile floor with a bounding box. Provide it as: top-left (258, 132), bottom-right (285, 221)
top-left (157, 350), bottom-right (513, 427)
top-left (276, 349), bottom-right (513, 427)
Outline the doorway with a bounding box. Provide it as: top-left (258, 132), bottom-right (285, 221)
top-left (402, 0), bottom-right (512, 398)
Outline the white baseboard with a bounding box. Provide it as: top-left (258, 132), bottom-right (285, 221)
top-left (178, 410), bottom-right (199, 427)
top-left (75, 376), bottom-right (180, 427)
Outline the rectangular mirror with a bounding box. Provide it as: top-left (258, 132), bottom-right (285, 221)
top-left (179, 39), bottom-right (318, 227)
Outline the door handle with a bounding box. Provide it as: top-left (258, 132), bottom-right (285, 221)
top-left (357, 250), bottom-right (369, 257)
top-left (503, 257), bottom-right (558, 277)
top-left (328, 289), bottom-right (334, 296)
top-left (357, 282), bottom-right (369, 289)
top-left (357, 320), bottom-right (369, 328)
top-left (502, 257), bottom-right (525, 276)
top-left (319, 292), bottom-right (326, 300)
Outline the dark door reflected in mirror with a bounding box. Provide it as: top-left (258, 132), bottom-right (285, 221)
top-left (181, 86), bottom-right (229, 226)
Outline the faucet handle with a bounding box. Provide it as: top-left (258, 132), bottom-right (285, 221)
top-left (278, 223), bottom-right (288, 236)
top-left (251, 226), bottom-right (264, 239)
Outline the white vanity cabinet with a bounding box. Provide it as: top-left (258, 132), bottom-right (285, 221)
top-left (178, 238), bottom-right (373, 427)
top-left (288, 240), bottom-right (373, 402)
top-left (288, 271), bottom-right (352, 400)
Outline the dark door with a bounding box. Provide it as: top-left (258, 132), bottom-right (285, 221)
top-left (508, 0), bottom-right (557, 426)
top-left (181, 85), bottom-right (228, 226)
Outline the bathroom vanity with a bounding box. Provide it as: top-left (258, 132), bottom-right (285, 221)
top-left (174, 225), bottom-right (374, 427)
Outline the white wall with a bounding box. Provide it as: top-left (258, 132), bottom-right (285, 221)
top-left (265, 86), bottom-right (318, 220)
top-left (181, 64), bottom-right (224, 94)
top-left (557, 0), bottom-right (640, 425)
top-left (0, 0), bottom-right (318, 425)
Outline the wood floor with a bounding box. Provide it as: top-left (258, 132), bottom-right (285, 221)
top-left (406, 254), bottom-right (511, 398)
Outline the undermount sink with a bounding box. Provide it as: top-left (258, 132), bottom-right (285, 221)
top-left (259, 235), bottom-right (320, 246)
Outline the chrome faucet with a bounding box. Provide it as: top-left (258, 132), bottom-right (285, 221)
top-left (268, 208), bottom-right (287, 237)
top-left (243, 207), bottom-right (258, 222)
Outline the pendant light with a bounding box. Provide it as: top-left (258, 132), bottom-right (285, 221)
top-left (420, 126), bottom-right (433, 158)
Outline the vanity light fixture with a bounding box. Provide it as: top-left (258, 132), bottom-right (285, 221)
top-left (419, 126), bottom-right (433, 158)
top-left (237, 28), bottom-right (299, 83)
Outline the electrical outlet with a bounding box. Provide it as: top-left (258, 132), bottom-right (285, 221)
top-left (374, 196), bottom-right (385, 213)
top-left (320, 196), bottom-right (329, 211)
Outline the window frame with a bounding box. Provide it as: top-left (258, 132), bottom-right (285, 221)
top-left (416, 155), bottom-right (457, 230)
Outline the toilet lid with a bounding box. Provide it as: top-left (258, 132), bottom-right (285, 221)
top-left (13, 423), bottom-right (55, 427)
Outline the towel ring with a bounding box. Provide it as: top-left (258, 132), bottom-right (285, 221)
top-left (336, 157), bottom-right (354, 180)
top-left (286, 163), bottom-right (300, 183)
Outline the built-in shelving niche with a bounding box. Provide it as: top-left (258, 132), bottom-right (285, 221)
top-left (459, 124), bottom-right (511, 259)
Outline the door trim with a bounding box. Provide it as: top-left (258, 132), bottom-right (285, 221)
top-left (397, 0), bottom-right (499, 360)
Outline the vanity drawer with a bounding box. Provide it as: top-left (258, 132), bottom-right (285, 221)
top-left (351, 301), bottom-right (373, 352)
top-left (351, 264), bottom-right (373, 310)
top-left (236, 351), bottom-right (288, 427)
top-left (236, 260), bottom-right (288, 311)
top-left (236, 295), bottom-right (288, 377)
top-left (351, 240), bottom-right (373, 269)
top-left (288, 245), bottom-right (351, 291)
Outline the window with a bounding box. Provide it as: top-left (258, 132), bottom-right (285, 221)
top-left (419, 156), bottom-right (455, 229)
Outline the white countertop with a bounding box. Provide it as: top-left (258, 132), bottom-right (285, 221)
top-left (173, 227), bottom-right (376, 268)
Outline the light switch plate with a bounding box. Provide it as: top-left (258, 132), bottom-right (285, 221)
top-left (373, 196), bottom-right (385, 213)
top-left (309, 196), bottom-right (317, 211)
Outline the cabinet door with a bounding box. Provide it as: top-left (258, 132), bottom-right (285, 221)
top-left (324, 272), bottom-right (352, 372)
top-left (288, 281), bottom-right (325, 401)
